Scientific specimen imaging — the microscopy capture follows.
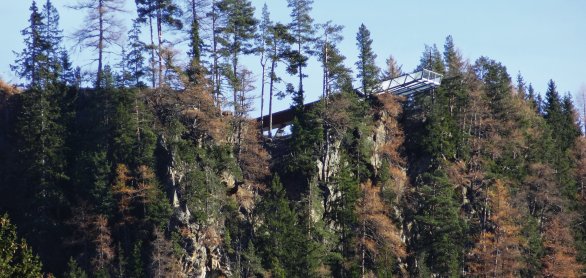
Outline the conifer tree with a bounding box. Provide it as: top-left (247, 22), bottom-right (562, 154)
top-left (11, 1), bottom-right (48, 88)
top-left (70, 0), bottom-right (125, 88)
top-left (443, 35), bottom-right (463, 77)
top-left (382, 55), bottom-right (402, 80)
top-left (64, 257), bottom-right (88, 278)
top-left (135, 0), bottom-right (183, 87)
top-left (355, 24), bottom-right (380, 95)
top-left (267, 23), bottom-right (294, 137)
top-left (414, 171), bottom-right (466, 276)
top-left (41, 0), bottom-right (66, 87)
top-left (416, 44), bottom-right (445, 74)
top-left (216, 0), bottom-right (258, 114)
top-left (256, 4), bottom-right (272, 131)
top-left (186, 0), bottom-right (204, 75)
top-left (467, 180), bottom-right (524, 277)
top-left (257, 175), bottom-right (306, 276)
top-left (516, 72), bottom-right (526, 96)
top-left (287, 0), bottom-right (315, 104)
top-left (0, 214), bottom-right (44, 278)
top-left (126, 20), bottom-right (147, 88)
top-left (316, 21), bottom-right (351, 98)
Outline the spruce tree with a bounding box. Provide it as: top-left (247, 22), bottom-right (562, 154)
top-left (126, 20), bottom-right (147, 88)
top-left (11, 1), bottom-right (47, 88)
top-left (257, 175), bottom-right (306, 276)
top-left (416, 44), bottom-right (445, 74)
top-left (186, 0), bottom-right (204, 72)
top-left (0, 214), bottom-right (44, 277)
top-left (415, 171), bottom-right (466, 276)
top-left (355, 24), bottom-right (380, 95)
top-left (443, 35), bottom-right (463, 77)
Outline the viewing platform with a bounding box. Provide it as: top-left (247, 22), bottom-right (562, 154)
top-left (258, 69), bottom-right (443, 133)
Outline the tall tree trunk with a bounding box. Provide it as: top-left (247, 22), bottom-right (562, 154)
top-left (268, 59), bottom-right (276, 138)
top-left (148, 13), bottom-right (156, 87)
top-left (260, 54), bottom-right (267, 134)
top-left (97, 0), bottom-right (104, 88)
top-left (298, 42), bottom-right (303, 104)
top-left (156, 6), bottom-right (163, 87)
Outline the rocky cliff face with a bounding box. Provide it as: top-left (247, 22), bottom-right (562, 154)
top-left (157, 134), bottom-right (233, 277)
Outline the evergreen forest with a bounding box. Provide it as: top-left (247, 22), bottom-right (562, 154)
top-left (1, 0), bottom-right (586, 277)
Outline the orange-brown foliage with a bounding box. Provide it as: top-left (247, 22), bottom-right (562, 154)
top-left (356, 180), bottom-right (406, 272)
top-left (541, 217), bottom-right (583, 278)
top-left (575, 137), bottom-right (586, 201)
top-left (0, 79), bottom-right (19, 95)
top-left (91, 215), bottom-right (114, 271)
top-left (467, 180), bottom-right (524, 277)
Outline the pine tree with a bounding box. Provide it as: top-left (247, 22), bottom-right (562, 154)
top-left (516, 72), bottom-right (526, 96)
top-left (287, 0), bottom-right (315, 104)
top-left (356, 24), bottom-right (380, 95)
top-left (316, 21), bottom-right (351, 98)
top-left (256, 4), bottom-right (271, 130)
top-left (267, 23), bottom-right (294, 137)
top-left (135, 0), bottom-right (183, 87)
top-left (41, 0), bottom-right (66, 87)
top-left (216, 0), bottom-right (258, 114)
top-left (134, 0), bottom-right (157, 87)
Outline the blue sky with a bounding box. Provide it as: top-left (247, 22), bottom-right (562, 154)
top-left (1, 0), bottom-right (585, 114)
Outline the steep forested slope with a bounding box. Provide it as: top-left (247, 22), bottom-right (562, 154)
top-left (1, 1), bottom-right (585, 277)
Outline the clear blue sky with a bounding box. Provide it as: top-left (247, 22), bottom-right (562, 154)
top-left (1, 0), bottom-right (585, 114)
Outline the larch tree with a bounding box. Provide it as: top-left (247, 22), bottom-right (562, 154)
top-left (467, 180), bottom-right (524, 277)
top-left (355, 24), bottom-right (380, 96)
top-left (70, 0), bottom-right (125, 88)
top-left (287, 0), bottom-right (315, 104)
top-left (382, 55), bottom-right (403, 80)
top-left (541, 217), bottom-right (582, 278)
top-left (356, 180), bottom-right (406, 277)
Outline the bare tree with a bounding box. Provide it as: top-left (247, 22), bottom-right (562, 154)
top-left (69, 0), bottom-right (125, 88)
